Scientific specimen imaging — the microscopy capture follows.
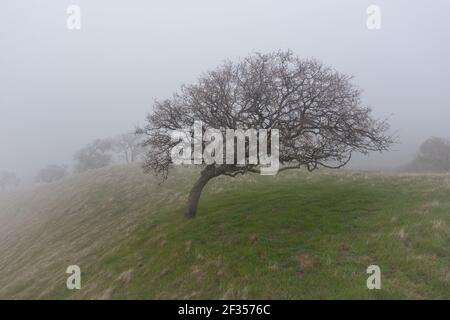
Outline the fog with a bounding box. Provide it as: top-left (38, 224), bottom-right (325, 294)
top-left (1, 0), bottom-right (449, 183)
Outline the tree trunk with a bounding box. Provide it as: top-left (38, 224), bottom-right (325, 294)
top-left (184, 168), bottom-right (218, 219)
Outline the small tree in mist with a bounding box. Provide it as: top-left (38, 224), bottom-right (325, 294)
top-left (35, 164), bottom-right (68, 183)
top-left (408, 137), bottom-right (450, 172)
top-left (0, 171), bottom-right (20, 192)
top-left (74, 139), bottom-right (113, 173)
top-left (139, 51), bottom-right (393, 218)
top-left (112, 133), bottom-right (144, 163)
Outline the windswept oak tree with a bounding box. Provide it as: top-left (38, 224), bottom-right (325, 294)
top-left (139, 51), bottom-right (393, 218)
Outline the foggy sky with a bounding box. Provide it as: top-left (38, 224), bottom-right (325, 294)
top-left (1, 0), bottom-right (450, 181)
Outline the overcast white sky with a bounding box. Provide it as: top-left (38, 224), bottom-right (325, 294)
top-left (1, 0), bottom-right (449, 180)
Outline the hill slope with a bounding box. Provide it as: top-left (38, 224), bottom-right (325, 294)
top-left (0, 165), bottom-right (449, 299)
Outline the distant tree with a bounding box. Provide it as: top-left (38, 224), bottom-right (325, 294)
top-left (112, 133), bottom-right (144, 163)
top-left (409, 137), bottom-right (450, 172)
top-left (74, 139), bottom-right (113, 173)
top-left (0, 171), bottom-right (20, 192)
top-left (139, 51), bottom-right (393, 218)
top-left (35, 164), bottom-right (68, 183)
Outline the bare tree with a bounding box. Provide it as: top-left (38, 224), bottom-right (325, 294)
top-left (0, 171), bottom-right (20, 192)
top-left (139, 51), bottom-right (393, 218)
top-left (112, 132), bottom-right (144, 163)
top-left (35, 164), bottom-right (68, 183)
top-left (74, 139), bottom-right (113, 173)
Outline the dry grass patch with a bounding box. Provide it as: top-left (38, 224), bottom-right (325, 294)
top-left (296, 252), bottom-right (318, 273)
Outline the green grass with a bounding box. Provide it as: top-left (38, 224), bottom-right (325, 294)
top-left (0, 164), bottom-right (449, 299)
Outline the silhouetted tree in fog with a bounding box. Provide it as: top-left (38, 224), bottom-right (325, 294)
top-left (35, 164), bottom-right (68, 183)
top-left (74, 139), bottom-right (113, 173)
top-left (0, 171), bottom-right (20, 192)
top-left (112, 133), bottom-right (144, 163)
top-left (408, 137), bottom-right (450, 172)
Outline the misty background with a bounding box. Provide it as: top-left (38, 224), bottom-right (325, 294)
top-left (1, 0), bottom-right (449, 185)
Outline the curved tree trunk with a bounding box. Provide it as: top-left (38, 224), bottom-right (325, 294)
top-left (184, 166), bottom-right (221, 219)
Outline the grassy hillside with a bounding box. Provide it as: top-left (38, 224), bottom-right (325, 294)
top-left (0, 164), bottom-right (449, 299)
